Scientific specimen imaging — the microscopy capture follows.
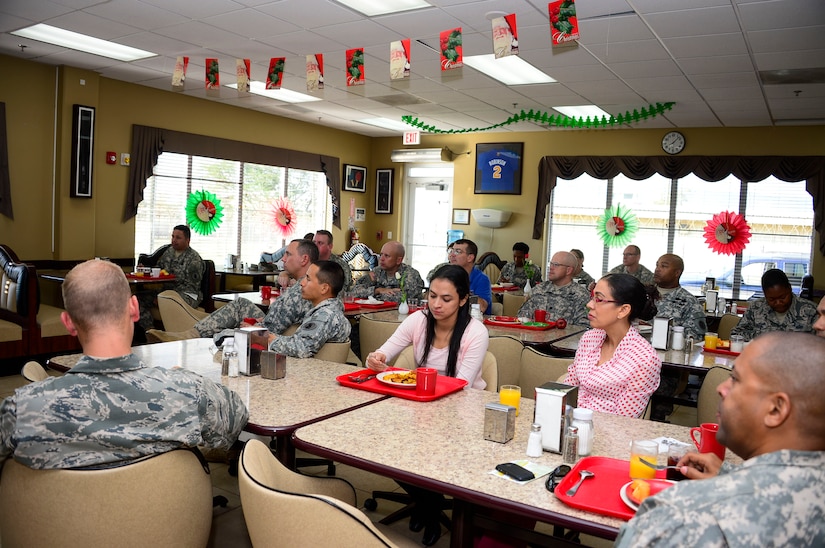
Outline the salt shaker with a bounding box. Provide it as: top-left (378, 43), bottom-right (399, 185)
top-left (571, 408), bottom-right (594, 457)
top-left (224, 337), bottom-right (239, 378)
top-left (562, 426), bottom-right (579, 465)
top-left (221, 339), bottom-right (233, 376)
top-left (671, 326), bottom-right (685, 351)
top-left (526, 423), bottom-right (543, 458)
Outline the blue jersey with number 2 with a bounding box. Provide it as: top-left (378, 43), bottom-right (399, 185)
top-left (477, 149), bottom-right (520, 192)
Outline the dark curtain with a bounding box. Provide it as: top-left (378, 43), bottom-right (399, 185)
top-left (0, 103), bottom-right (12, 220)
top-left (535, 156), bottom-right (825, 255)
top-left (125, 125), bottom-right (341, 228)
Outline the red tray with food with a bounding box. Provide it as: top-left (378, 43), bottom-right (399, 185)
top-left (702, 346), bottom-right (740, 357)
top-left (126, 273), bottom-right (176, 280)
top-left (491, 285), bottom-right (520, 292)
top-left (554, 456), bottom-right (673, 521)
top-left (336, 367), bottom-right (467, 402)
top-left (484, 317), bottom-right (556, 330)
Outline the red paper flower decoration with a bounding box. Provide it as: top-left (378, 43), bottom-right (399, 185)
top-left (703, 211), bottom-right (751, 255)
top-left (270, 196), bottom-right (297, 238)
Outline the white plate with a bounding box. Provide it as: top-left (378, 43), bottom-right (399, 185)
top-left (355, 299), bottom-right (382, 305)
top-left (376, 370), bottom-right (416, 389)
top-left (500, 282), bottom-right (514, 287)
top-left (619, 481), bottom-right (639, 511)
top-left (619, 479), bottom-right (676, 511)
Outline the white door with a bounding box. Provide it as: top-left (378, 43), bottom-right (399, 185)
top-left (403, 165), bottom-right (454, 280)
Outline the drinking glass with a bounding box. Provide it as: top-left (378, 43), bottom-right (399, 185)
top-left (499, 385), bottom-right (521, 416)
top-left (629, 440), bottom-right (658, 479)
top-left (704, 332), bottom-right (718, 350)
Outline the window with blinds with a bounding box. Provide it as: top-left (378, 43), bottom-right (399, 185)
top-left (135, 152), bottom-right (331, 266)
top-left (547, 175), bottom-right (813, 299)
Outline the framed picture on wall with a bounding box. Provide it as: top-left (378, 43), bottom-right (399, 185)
top-left (474, 142), bottom-right (523, 195)
top-left (70, 104), bottom-right (95, 198)
top-left (343, 164), bottom-right (367, 192)
top-left (375, 168), bottom-right (393, 214)
top-left (452, 208), bottom-right (470, 225)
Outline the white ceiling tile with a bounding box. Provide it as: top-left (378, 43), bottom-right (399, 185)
top-left (643, 6), bottom-right (741, 39)
top-left (748, 26), bottom-right (825, 54)
top-left (584, 39), bottom-right (670, 63)
top-left (663, 33), bottom-right (748, 58)
top-left (140, 0), bottom-right (248, 20)
top-left (754, 49), bottom-right (825, 71)
top-left (679, 54), bottom-right (754, 75)
top-left (737, 0), bottom-right (825, 31)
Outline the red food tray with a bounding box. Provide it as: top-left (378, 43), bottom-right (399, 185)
top-left (492, 285), bottom-right (520, 291)
top-left (126, 273), bottom-right (176, 280)
top-left (336, 368), bottom-right (467, 402)
top-left (345, 301), bottom-right (398, 310)
top-left (484, 318), bottom-right (556, 330)
top-left (554, 456), bottom-right (667, 521)
top-left (702, 346), bottom-right (740, 357)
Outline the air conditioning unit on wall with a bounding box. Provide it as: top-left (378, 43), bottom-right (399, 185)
top-left (472, 209), bottom-right (512, 228)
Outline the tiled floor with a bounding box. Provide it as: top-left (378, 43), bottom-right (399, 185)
top-left (0, 370), bottom-right (697, 547)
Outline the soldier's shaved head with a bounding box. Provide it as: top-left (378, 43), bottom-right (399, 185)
top-left (63, 260), bottom-right (133, 333)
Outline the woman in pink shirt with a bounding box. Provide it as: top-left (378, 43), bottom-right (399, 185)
top-left (564, 273), bottom-right (661, 418)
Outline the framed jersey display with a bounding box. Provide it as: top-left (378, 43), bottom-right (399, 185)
top-left (474, 142), bottom-right (523, 195)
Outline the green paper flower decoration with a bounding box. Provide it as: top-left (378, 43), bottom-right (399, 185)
top-left (596, 204), bottom-right (638, 248)
top-left (186, 190), bottom-right (224, 236)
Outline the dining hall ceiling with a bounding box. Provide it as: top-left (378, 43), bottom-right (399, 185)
top-left (1, 0), bottom-right (824, 137)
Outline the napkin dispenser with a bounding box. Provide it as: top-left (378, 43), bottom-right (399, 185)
top-left (650, 316), bottom-right (672, 350)
top-left (260, 351), bottom-right (286, 380)
top-left (534, 383), bottom-right (578, 453)
top-left (705, 289), bottom-right (718, 314)
top-left (234, 326), bottom-right (267, 376)
top-left (484, 403), bottom-right (516, 443)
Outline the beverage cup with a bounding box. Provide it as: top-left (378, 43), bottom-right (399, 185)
top-left (151, 267), bottom-right (161, 277)
top-left (416, 368), bottom-right (437, 396)
top-left (534, 309), bottom-right (547, 323)
top-left (690, 422), bottom-right (726, 460)
top-left (499, 385), bottom-right (521, 416)
top-left (666, 444), bottom-right (692, 481)
top-left (704, 332), bottom-right (718, 350)
top-left (260, 285), bottom-right (272, 300)
top-left (629, 440), bottom-right (658, 479)
top-left (730, 335), bottom-right (744, 353)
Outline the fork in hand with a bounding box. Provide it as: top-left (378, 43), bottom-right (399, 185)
top-left (639, 458), bottom-right (681, 471)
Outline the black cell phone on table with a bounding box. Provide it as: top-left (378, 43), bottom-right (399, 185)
top-left (496, 462), bottom-right (535, 482)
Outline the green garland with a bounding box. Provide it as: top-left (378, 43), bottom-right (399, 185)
top-left (402, 102), bottom-right (675, 133)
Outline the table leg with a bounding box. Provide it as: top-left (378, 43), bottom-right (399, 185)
top-left (271, 435), bottom-right (296, 470)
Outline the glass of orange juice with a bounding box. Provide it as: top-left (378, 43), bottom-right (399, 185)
top-left (704, 331), bottom-right (719, 350)
top-left (499, 385), bottom-right (521, 416)
top-left (629, 440), bottom-right (658, 479)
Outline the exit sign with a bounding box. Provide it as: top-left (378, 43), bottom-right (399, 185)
top-left (403, 130), bottom-right (420, 145)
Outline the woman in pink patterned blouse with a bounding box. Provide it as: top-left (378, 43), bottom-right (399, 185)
top-left (564, 273), bottom-right (661, 418)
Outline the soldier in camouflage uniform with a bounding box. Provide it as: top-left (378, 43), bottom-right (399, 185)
top-left (652, 254), bottom-right (707, 340)
top-left (517, 251), bottom-right (590, 326)
top-left (616, 332), bottom-right (825, 547)
top-left (731, 268), bottom-right (817, 340)
top-left (0, 260), bottom-right (247, 469)
top-left (609, 245), bottom-right (654, 285)
top-left (498, 242), bottom-right (543, 288)
top-left (137, 224), bottom-right (204, 329)
top-left (353, 241), bottom-right (424, 303)
top-left (570, 248), bottom-right (595, 288)
top-left (312, 229), bottom-right (353, 292)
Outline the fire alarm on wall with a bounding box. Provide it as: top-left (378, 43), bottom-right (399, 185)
top-left (106, 151), bottom-right (117, 164)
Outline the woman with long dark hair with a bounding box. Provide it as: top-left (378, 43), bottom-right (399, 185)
top-left (564, 273), bottom-right (661, 418)
top-left (366, 264), bottom-right (488, 389)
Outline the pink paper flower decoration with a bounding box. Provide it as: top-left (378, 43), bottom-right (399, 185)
top-left (703, 211), bottom-right (751, 255)
top-left (270, 196), bottom-right (297, 238)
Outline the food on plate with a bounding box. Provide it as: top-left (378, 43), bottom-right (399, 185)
top-left (382, 370), bottom-right (417, 385)
top-left (160, 269), bottom-right (169, 275)
top-left (629, 479), bottom-right (652, 504)
top-left (717, 339), bottom-right (730, 349)
top-left (556, 318), bottom-right (568, 329)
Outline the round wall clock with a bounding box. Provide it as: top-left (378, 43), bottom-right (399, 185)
top-left (662, 131), bottom-right (685, 155)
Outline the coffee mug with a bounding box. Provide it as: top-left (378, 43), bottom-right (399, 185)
top-left (416, 368), bottom-right (437, 396)
top-left (690, 422), bottom-right (726, 460)
top-left (534, 309), bottom-right (547, 323)
top-left (260, 285), bottom-right (272, 300)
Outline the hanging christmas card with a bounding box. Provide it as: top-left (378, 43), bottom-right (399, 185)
top-left (205, 58), bottom-right (220, 89)
top-left (548, 0), bottom-right (579, 47)
top-left (172, 56), bottom-right (188, 91)
top-left (306, 54), bottom-right (324, 91)
top-left (440, 28), bottom-right (463, 71)
top-left (267, 57), bottom-right (285, 89)
top-left (390, 39), bottom-right (411, 80)
top-left (236, 59), bottom-right (251, 93)
top-left (346, 48), bottom-right (365, 86)
top-left (492, 14), bottom-right (519, 58)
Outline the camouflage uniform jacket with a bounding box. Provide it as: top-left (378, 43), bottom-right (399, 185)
top-left (330, 253), bottom-right (354, 292)
top-left (730, 294), bottom-right (817, 341)
top-left (615, 450), bottom-right (825, 547)
top-left (517, 281), bottom-right (591, 326)
top-left (655, 285), bottom-right (707, 340)
top-left (0, 354), bottom-right (248, 469)
top-left (427, 262), bottom-right (449, 282)
top-left (158, 246), bottom-right (204, 306)
top-left (269, 298), bottom-right (351, 358)
top-left (574, 270), bottom-right (595, 287)
top-left (609, 263), bottom-right (654, 285)
top-left (353, 263), bottom-right (425, 303)
top-left (498, 262), bottom-right (543, 288)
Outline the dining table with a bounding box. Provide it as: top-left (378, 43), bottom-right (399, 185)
top-left (47, 339), bottom-right (386, 468)
top-left (293, 388), bottom-right (742, 547)
top-left (214, 268), bottom-right (275, 292)
top-left (212, 292), bottom-right (400, 318)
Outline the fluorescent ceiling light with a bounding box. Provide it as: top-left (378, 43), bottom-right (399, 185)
top-left (333, 0), bottom-right (431, 16)
top-left (359, 118), bottom-right (411, 131)
top-left (11, 24), bottom-right (156, 62)
top-left (463, 55), bottom-right (556, 85)
top-left (226, 81), bottom-right (321, 103)
top-left (553, 105), bottom-right (612, 120)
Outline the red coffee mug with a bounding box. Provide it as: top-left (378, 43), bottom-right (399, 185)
top-left (534, 309), bottom-right (547, 323)
top-left (261, 286), bottom-right (272, 300)
top-left (690, 422), bottom-right (726, 460)
top-left (416, 368), bottom-right (437, 396)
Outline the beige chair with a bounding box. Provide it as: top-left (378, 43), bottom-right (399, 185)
top-left (697, 366), bottom-right (732, 425)
top-left (239, 439), bottom-right (417, 548)
top-left (483, 263), bottom-right (501, 286)
top-left (502, 292), bottom-right (525, 317)
top-left (0, 449), bottom-right (213, 548)
top-left (359, 314), bottom-right (403, 366)
top-left (518, 347), bottom-right (573, 400)
top-left (314, 339), bottom-right (352, 363)
top-left (21, 361), bottom-right (49, 382)
top-left (489, 301), bottom-right (503, 316)
top-left (157, 289), bottom-right (210, 332)
top-left (717, 313), bottom-right (741, 340)
top-left (488, 336), bottom-right (524, 390)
